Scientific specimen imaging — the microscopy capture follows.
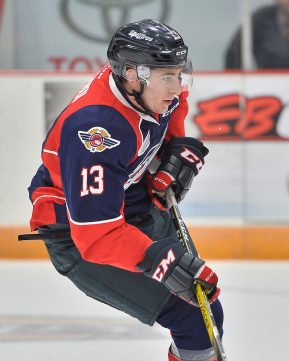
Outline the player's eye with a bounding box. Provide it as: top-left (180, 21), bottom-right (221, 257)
top-left (161, 75), bottom-right (178, 83)
top-left (162, 75), bottom-right (172, 82)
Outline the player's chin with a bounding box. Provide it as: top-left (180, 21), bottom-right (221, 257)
top-left (156, 101), bottom-right (171, 114)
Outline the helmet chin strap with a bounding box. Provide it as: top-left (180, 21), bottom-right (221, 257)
top-left (113, 74), bottom-right (154, 117)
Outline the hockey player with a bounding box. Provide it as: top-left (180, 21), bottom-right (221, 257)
top-left (27, 19), bottom-right (223, 361)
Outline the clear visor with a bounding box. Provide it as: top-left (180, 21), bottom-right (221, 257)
top-left (122, 59), bottom-right (193, 93)
top-left (179, 58), bottom-right (193, 92)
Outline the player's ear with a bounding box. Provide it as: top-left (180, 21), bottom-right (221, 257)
top-left (123, 67), bottom-right (141, 93)
top-left (124, 67), bottom-right (138, 82)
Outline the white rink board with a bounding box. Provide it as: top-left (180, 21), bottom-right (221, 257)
top-left (0, 72), bottom-right (289, 225)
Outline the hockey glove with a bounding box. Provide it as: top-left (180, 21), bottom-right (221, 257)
top-left (151, 137), bottom-right (209, 205)
top-left (137, 237), bottom-right (220, 306)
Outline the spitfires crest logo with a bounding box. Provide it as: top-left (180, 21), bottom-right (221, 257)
top-left (78, 127), bottom-right (120, 152)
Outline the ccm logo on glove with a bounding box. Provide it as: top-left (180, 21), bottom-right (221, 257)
top-left (152, 249), bottom-right (176, 282)
top-left (137, 238), bottom-right (220, 306)
top-left (150, 137), bottom-right (209, 206)
top-left (180, 147), bottom-right (203, 172)
top-left (152, 171), bottom-right (175, 193)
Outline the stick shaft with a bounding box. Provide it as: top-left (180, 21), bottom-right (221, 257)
top-left (166, 188), bottom-right (228, 361)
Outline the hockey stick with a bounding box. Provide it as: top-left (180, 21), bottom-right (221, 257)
top-left (166, 188), bottom-right (228, 361)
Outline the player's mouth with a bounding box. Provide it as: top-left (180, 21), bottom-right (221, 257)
top-left (163, 100), bottom-right (173, 106)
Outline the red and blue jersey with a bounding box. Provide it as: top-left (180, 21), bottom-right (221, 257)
top-left (28, 64), bottom-right (189, 272)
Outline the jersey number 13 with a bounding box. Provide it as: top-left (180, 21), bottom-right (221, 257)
top-left (80, 165), bottom-right (104, 196)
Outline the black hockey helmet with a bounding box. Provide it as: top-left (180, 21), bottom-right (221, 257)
top-left (107, 19), bottom-right (188, 78)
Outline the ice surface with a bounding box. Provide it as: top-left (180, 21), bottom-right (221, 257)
top-left (0, 260), bottom-right (288, 361)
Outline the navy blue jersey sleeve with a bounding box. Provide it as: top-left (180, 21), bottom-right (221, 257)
top-left (59, 105), bottom-right (137, 224)
top-left (57, 105), bottom-right (154, 272)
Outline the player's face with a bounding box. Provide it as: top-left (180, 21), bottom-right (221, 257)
top-left (141, 67), bottom-right (182, 114)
